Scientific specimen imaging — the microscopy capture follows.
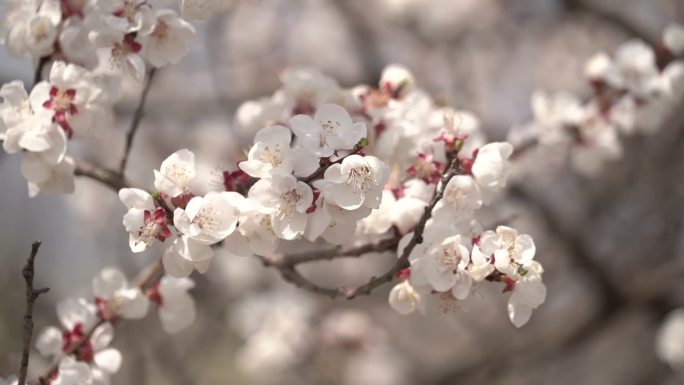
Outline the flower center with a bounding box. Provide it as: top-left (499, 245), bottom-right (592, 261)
top-left (277, 189), bottom-right (300, 217)
top-left (260, 145), bottom-right (283, 167)
top-left (193, 207), bottom-right (222, 233)
top-left (348, 166), bottom-right (373, 193)
top-left (151, 21), bottom-right (169, 40)
top-left (110, 35), bottom-right (142, 68)
top-left (32, 20), bottom-right (49, 42)
top-left (438, 246), bottom-right (462, 274)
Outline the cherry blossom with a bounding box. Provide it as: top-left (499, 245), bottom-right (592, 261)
top-left (50, 358), bottom-right (91, 385)
top-left (248, 174), bottom-right (313, 240)
top-left (31, 61), bottom-right (109, 138)
top-left (477, 225), bottom-right (536, 277)
top-left (656, 308), bottom-right (684, 370)
top-left (21, 154), bottom-right (75, 197)
top-left (322, 154), bottom-right (389, 210)
top-left (507, 261), bottom-right (546, 327)
top-left (388, 279), bottom-right (422, 315)
top-left (36, 298), bottom-right (122, 383)
top-left (664, 23), bottom-right (684, 56)
top-left (141, 9), bottom-right (196, 68)
top-left (90, 29), bottom-right (146, 82)
top-left (149, 276), bottom-right (197, 334)
top-left (173, 191), bottom-right (241, 243)
top-left (1, 0), bottom-right (62, 58)
top-left (92, 268), bottom-right (149, 321)
top-left (470, 142), bottom-right (513, 200)
top-left (154, 149), bottom-right (196, 197)
top-left (410, 235), bottom-right (472, 297)
top-left (239, 125), bottom-right (294, 178)
top-left (290, 103), bottom-right (367, 157)
top-left (432, 175), bottom-right (481, 221)
top-left (119, 188), bottom-right (172, 252)
top-left (94, 0), bottom-right (155, 34)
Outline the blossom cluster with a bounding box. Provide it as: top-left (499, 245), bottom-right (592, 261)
top-left (33, 268), bottom-right (195, 384)
top-left (0, 0), bottom-right (212, 80)
top-left (0, 61), bottom-right (116, 196)
top-left (118, 64), bottom-right (545, 327)
top-left (510, 23), bottom-right (684, 175)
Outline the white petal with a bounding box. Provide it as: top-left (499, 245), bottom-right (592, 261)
top-left (94, 348), bottom-right (122, 374)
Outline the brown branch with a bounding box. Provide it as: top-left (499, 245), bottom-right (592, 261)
top-left (260, 237), bottom-right (400, 268)
top-left (263, 157), bottom-right (460, 299)
top-left (118, 69), bottom-right (157, 175)
top-left (19, 241), bottom-right (50, 385)
top-left (74, 158), bottom-right (135, 191)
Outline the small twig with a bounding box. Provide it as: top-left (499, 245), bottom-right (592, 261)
top-left (19, 241), bottom-right (50, 385)
top-left (74, 158), bottom-right (136, 192)
top-left (118, 68), bottom-right (157, 175)
top-left (260, 237), bottom-right (400, 268)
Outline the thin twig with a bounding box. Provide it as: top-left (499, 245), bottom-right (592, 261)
top-left (74, 158), bottom-right (136, 192)
top-left (19, 241), bottom-right (50, 385)
top-left (260, 237), bottom-right (400, 268)
top-left (118, 68), bottom-right (157, 175)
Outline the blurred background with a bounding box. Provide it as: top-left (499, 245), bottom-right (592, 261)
top-left (1, 0), bottom-right (684, 384)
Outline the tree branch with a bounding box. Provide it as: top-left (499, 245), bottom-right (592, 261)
top-left (19, 241), bottom-right (50, 385)
top-left (118, 68), bottom-right (157, 175)
top-left (262, 157), bottom-right (460, 299)
top-left (74, 158), bottom-right (136, 191)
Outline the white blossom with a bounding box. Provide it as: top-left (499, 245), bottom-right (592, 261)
top-left (239, 125), bottom-right (294, 178)
top-left (2, 0), bottom-right (61, 58)
top-left (388, 280), bottom-right (422, 315)
top-left (411, 235), bottom-right (472, 298)
top-left (380, 64), bottom-right (415, 98)
top-left (322, 154), bottom-right (389, 210)
top-left (119, 188), bottom-right (172, 252)
top-left (248, 174), bottom-right (313, 240)
top-left (478, 225), bottom-right (536, 277)
top-left (290, 103), bottom-right (366, 157)
top-left (507, 261), bottom-right (546, 327)
top-left (656, 308), bottom-right (684, 369)
top-left (432, 175), bottom-right (481, 221)
top-left (163, 236), bottom-right (215, 277)
top-left (664, 23), bottom-right (684, 56)
top-left (21, 155), bottom-right (75, 197)
top-left (92, 268), bottom-right (149, 320)
top-left (154, 149), bottom-right (196, 197)
top-left (153, 276), bottom-right (197, 334)
top-left (50, 358), bottom-right (92, 385)
top-left (173, 191), bottom-right (241, 244)
top-left (470, 142), bottom-right (513, 200)
top-left (141, 10), bottom-right (196, 68)
top-left (90, 29), bottom-right (146, 82)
